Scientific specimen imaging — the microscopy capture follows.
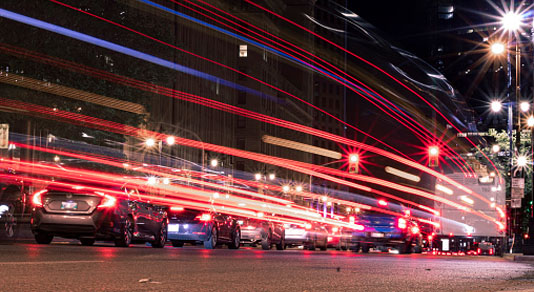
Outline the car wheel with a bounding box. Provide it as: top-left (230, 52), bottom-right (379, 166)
top-left (1, 204), bottom-right (17, 240)
top-left (320, 238), bottom-right (327, 251)
top-left (307, 238), bottom-right (316, 251)
top-left (361, 244), bottom-right (370, 253)
top-left (261, 231), bottom-right (272, 250)
top-left (115, 217), bottom-right (133, 247)
top-left (171, 240), bottom-right (184, 247)
top-left (276, 235), bottom-right (285, 250)
top-left (152, 221), bottom-right (167, 248)
top-left (228, 228), bottom-right (241, 249)
top-left (80, 238), bottom-right (95, 246)
top-left (34, 231), bottom-right (53, 244)
top-left (341, 240), bottom-right (348, 251)
top-left (398, 241), bottom-right (412, 254)
top-left (203, 226), bottom-right (217, 249)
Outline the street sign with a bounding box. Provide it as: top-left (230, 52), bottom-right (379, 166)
top-left (511, 198), bottom-right (522, 209)
top-left (512, 188), bottom-right (524, 199)
top-left (0, 124), bottom-right (8, 149)
top-left (512, 178), bottom-right (525, 189)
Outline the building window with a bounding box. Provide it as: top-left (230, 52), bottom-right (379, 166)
top-left (239, 45), bottom-right (247, 57)
top-left (236, 161), bottom-right (245, 171)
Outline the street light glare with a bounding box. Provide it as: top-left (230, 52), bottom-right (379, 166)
top-left (428, 146), bottom-right (439, 156)
top-left (268, 173), bottom-right (276, 180)
top-left (210, 159), bottom-right (218, 167)
top-left (349, 154), bottom-right (359, 163)
top-left (254, 173), bottom-right (262, 180)
top-left (282, 185), bottom-right (290, 193)
top-left (145, 138), bottom-right (156, 147)
top-left (166, 136), bottom-right (175, 145)
top-left (501, 11), bottom-right (522, 31)
top-left (490, 42), bottom-right (505, 55)
top-left (520, 101), bottom-right (530, 112)
top-left (517, 155), bottom-right (528, 167)
top-left (492, 144), bottom-right (500, 153)
top-left (295, 185), bottom-right (303, 192)
top-left (490, 101), bottom-right (502, 113)
top-left (528, 116), bottom-right (534, 127)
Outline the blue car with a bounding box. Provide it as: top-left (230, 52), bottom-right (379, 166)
top-left (167, 207), bottom-right (240, 249)
top-left (349, 214), bottom-right (421, 254)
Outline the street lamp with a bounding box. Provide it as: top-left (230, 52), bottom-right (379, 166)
top-left (491, 100), bottom-right (503, 113)
top-left (254, 173), bottom-right (262, 181)
top-left (145, 138), bottom-right (156, 147)
top-left (501, 11), bottom-right (523, 32)
top-left (210, 158), bottom-right (218, 168)
top-left (268, 173), bottom-right (276, 180)
top-left (520, 101), bottom-right (530, 113)
top-left (166, 136), bottom-right (175, 146)
top-left (490, 42), bottom-right (505, 55)
top-left (428, 146), bottom-right (439, 167)
top-left (492, 144), bottom-right (501, 153)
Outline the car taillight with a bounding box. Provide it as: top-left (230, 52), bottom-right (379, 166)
top-left (398, 218), bottom-right (407, 229)
top-left (477, 248), bottom-right (481, 254)
top-left (97, 195), bottom-right (116, 208)
top-left (305, 223), bottom-right (312, 229)
top-left (170, 206), bottom-right (184, 212)
top-left (196, 213), bottom-right (211, 221)
top-left (489, 248), bottom-right (494, 255)
top-left (32, 189), bottom-right (48, 207)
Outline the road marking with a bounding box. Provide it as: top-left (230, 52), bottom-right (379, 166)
top-left (0, 260), bottom-right (104, 265)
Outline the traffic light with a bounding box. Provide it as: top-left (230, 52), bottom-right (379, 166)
top-left (348, 154), bottom-right (359, 173)
top-left (428, 146), bottom-right (439, 167)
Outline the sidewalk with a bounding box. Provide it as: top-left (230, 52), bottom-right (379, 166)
top-left (504, 253), bottom-right (534, 262)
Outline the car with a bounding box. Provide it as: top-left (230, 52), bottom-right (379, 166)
top-left (0, 178), bottom-right (29, 242)
top-left (349, 214), bottom-right (420, 254)
top-left (167, 207), bottom-right (240, 249)
top-left (476, 241), bottom-right (495, 255)
top-left (284, 222), bottom-right (328, 250)
top-left (326, 225), bottom-right (351, 250)
top-left (238, 217), bottom-right (285, 250)
top-left (30, 181), bottom-right (168, 248)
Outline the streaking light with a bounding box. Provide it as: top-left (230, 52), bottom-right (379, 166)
top-left (436, 184), bottom-right (453, 195)
top-left (384, 166), bottom-right (421, 182)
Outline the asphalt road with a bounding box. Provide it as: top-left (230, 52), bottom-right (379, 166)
top-left (0, 241), bottom-right (533, 292)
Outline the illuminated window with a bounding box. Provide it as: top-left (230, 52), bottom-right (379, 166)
top-left (239, 45), bottom-right (247, 57)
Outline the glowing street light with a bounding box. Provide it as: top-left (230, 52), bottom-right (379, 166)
top-left (145, 138), bottom-right (156, 147)
top-left (53, 155), bottom-right (60, 162)
top-left (295, 185), bottom-right (303, 192)
top-left (166, 136), bottom-right (175, 145)
top-left (490, 42), bottom-right (505, 55)
top-left (491, 101), bottom-right (503, 113)
top-left (520, 101), bottom-right (530, 112)
top-left (254, 173), bottom-right (262, 180)
top-left (348, 153), bottom-right (359, 173)
top-left (527, 116), bottom-right (534, 128)
top-left (282, 185), bottom-right (290, 193)
top-left (492, 144), bottom-right (501, 153)
top-left (210, 159), bottom-right (218, 168)
top-left (428, 146), bottom-right (439, 167)
top-left (268, 173), bottom-right (276, 180)
top-left (501, 11), bottom-right (523, 32)
top-left (517, 155), bottom-right (528, 167)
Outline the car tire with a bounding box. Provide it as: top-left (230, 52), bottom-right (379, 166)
top-left (171, 240), bottom-right (184, 247)
top-left (307, 238), bottom-right (316, 251)
top-left (341, 240), bottom-right (348, 251)
top-left (320, 238), bottom-right (327, 251)
top-left (276, 235), bottom-right (285, 250)
top-left (152, 221), bottom-right (167, 248)
top-left (34, 231), bottom-right (53, 244)
top-left (80, 238), bottom-right (95, 246)
top-left (115, 217), bottom-right (133, 247)
top-left (261, 231), bottom-right (271, 250)
top-left (361, 244), bottom-right (370, 253)
top-left (228, 228), bottom-right (241, 249)
top-left (398, 241), bottom-right (412, 254)
top-left (1, 203), bottom-right (18, 240)
top-left (203, 226), bottom-right (217, 249)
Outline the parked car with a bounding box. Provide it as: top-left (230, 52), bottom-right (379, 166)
top-left (167, 207), bottom-right (240, 249)
top-left (238, 217), bottom-right (285, 250)
top-left (476, 241), bottom-right (495, 255)
top-left (30, 181), bottom-right (167, 248)
top-left (0, 178), bottom-right (29, 242)
top-left (284, 222), bottom-right (328, 250)
top-left (325, 225), bottom-right (351, 250)
top-left (350, 214), bottom-right (420, 254)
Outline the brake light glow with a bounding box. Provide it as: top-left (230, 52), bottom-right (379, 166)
top-left (489, 248), bottom-right (494, 255)
top-left (97, 195), bottom-right (116, 208)
top-left (398, 218), bottom-right (407, 229)
top-left (32, 189), bottom-right (48, 207)
top-left (170, 206), bottom-right (184, 211)
top-left (198, 213), bottom-right (211, 221)
top-left (477, 248), bottom-right (481, 254)
top-left (378, 200), bottom-right (388, 207)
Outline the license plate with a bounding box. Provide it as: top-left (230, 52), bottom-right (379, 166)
top-left (371, 232), bottom-right (385, 238)
top-left (168, 224), bottom-right (179, 232)
top-left (61, 201), bottom-right (78, 210)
